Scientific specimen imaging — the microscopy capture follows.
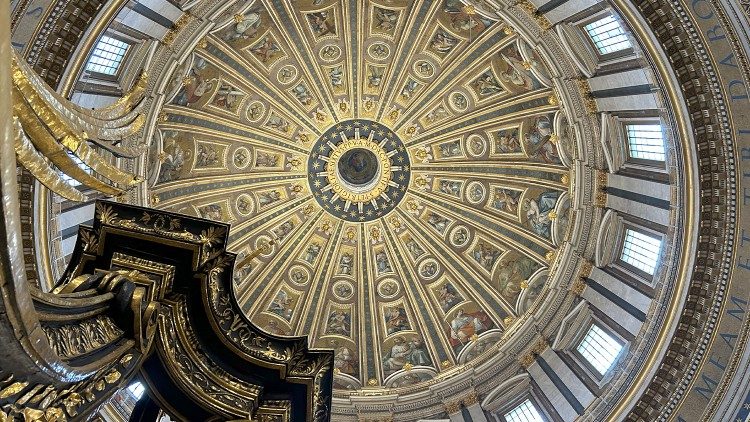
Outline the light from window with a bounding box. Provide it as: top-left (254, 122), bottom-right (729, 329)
top-left (59, 153), bottom-right (92, 187)
top-left (85, 36), bottom-right (129, 76)
top-left (584, 15), bottom-right (632, 55)
top-left (627, 124), bottom-right (665, 161)
top-left (620, 229), bottom-right (662, 275)
top-left (504, 399), bottom-right (544, 422)
top-left (127, 382), bottom-right (145, 400)
top-left (577, 324), bottom-right (624, 375)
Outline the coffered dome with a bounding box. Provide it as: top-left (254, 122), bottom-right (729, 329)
top-left (146, 0), bottom-right (579, 397)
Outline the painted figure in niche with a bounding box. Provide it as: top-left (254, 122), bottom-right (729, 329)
top-left (425, 105), bottom-right (449, 124)
top-left (250, 36), bottom-right (283, 64)
top-left (268, 289), bottom-right (295, 321)
top-left (384, 306), bottom-right (411, 334)
top-left (367, 65), bottom-right (384, 89)
top-left (376, 250), bottom-right (392, 274)
top-left (173, 58), bottom-right (212, 106)
top-left (233, 148), bottom-right (249, 167)
top-left (496, 256), bottom-right (540, 301)
top-left (448, 308), bottom-right (493, 350)
top-left (255, 151), bottom-right (280, 168)
top-left (307, 11), bottom-right (336, 36)
top-left (451, 227), bottom-right (469, 245)
top-left (329, 66), bottom-right (344, 88)
top-left (439, 180), bottom-right (461, 196)
top-left (303, 242), bottom-right (322, 264)
top-left (416, 61), bottom-right (434, 78)
top-left (198, 204), bottom-right (223, 221)
top-left (438, 140), bottom-right (462, 157)
top-left (222, 11), bottom-right (261, 42)
top-left (370, 43), bottom-right (389, 58)
top-left (158, 138), bottom-right (186, 183)
top-left (326, 310), bottom-right (351, 336)
top-left (233, 261), bottom-right (252, 285)
top-left (248, 102), bottom-right (264, 120)
top-left (320, 45), bottom-right (339, 60)
top-left (494, 128), bottom-right (522, 153)
top-left (472, 71), bottom-right (504, 96)
top-left (429, 29), bottom-right (459, 56)
top-left (263, 320), bottom-right (285, 335)
top-left (500, 47), bottom-right (541, 91)
top-left (334, 282), bottom-right (353, 298)
top-left (258, 190), bottom-right (282, 207)
top-left (338, 253), bottom-right (354, 275)
top-left (525, 115), bottom-right (559, 163)
top-left (373, 7), bottom-right (398, 33)
top-left (438, 282), bottom-right (463, 312)
top-left (426, 212), bottom-right (450, 234)
top-left (472, 242), bottom-right (502, 272)
top-left (383, 336), bottom-right (431, 375)
top-left (392, 373), bottom-right (423, 387)
top-left (273, 220), bottom-right (295, 241)
top-left (405, 239), bottom-right (425, 259)
top-left (400, 79), bottom-right (420, 101)
top-left (211, 83), bottom-right (243, 111)
top-left (291, 83), bottom-right (314, 106)
top-left (290, 268), bottom-right (308, 285)
top-left (492, 189), bottom-right (521, 214)
top-left (265, 113), bottom-right (290, 132)
top-left (468, 137), bottom-right (485, 156)
top-left (420, 261), bottom-right (438, 279)
top-left (334, 346), bottom-right (356, 375)
top-left (237, 195), bottom-right (253, 214)
top-left (452, 93), bottom-right (468, 110)
top-left (379, 280), bottom-right (398, 297)
top-left (468, 184), bottom-right (484, 202)
top-left (196, 144), bottom-right (220, 167)
top-left (443, 0), bottom-right (464, 13)
top-left (450, 13), bottom-right (490, 33)
top-left (523, 191), bottom-right (560, 238)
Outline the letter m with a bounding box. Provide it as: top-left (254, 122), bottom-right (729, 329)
top-left (694, 373), bottom-right (718, 400)
top-left (727, 295), bottom-right (748, 321)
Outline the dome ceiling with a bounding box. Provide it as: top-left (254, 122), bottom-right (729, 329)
top-left (148, 0), bottom-right (575, 392)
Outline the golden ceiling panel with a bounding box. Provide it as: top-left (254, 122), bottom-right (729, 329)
top-left (147, 0), bottom-right (574, 394)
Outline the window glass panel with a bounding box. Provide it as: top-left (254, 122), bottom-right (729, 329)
top-left (627, 124), bottom-right (665, 161)
top-left (576, 324), bottom-right (624, 375)
top-left (127, 382), bottom-right (145, 400)
top-left (620, 229), bottom-right (662, 275)
top-left (584, 15), bottom-right (632, 55)
top-left (504, 399), bottom-right (544, 422)
top-left (85, 36), bottom-right (129, 76)
top-left (59, 153), bottom-right (92, 187)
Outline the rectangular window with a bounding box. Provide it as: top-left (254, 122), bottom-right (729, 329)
top-left (577, 324), bottom-right (624, 375)
top-left (584, 15), bottom-right (632, 55)
top-left (627, 124), bottom-right (665, 161)
top-left (85, 36), bottom-right (130, 76)
top-left (504, 399), bottom-right (544, 422)
top-left (620, 229), bottom-right (662, 275)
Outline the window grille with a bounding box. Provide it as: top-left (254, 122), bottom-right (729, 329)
top-left (620, 229), bottom-right (662, 275)
top-left (627, 124), bottom-right (666, 161)
top-left (577, 324), bottom-right (624, 375)
top-left (584, 15), bottom-right (632, 55)
top-left (85, 36), bottom-right (130, 76)
top-left (504, 399), bottom-right (544, 422)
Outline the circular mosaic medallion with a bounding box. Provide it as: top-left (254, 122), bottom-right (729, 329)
top-left (308, 120), bottom-right (410, 222)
